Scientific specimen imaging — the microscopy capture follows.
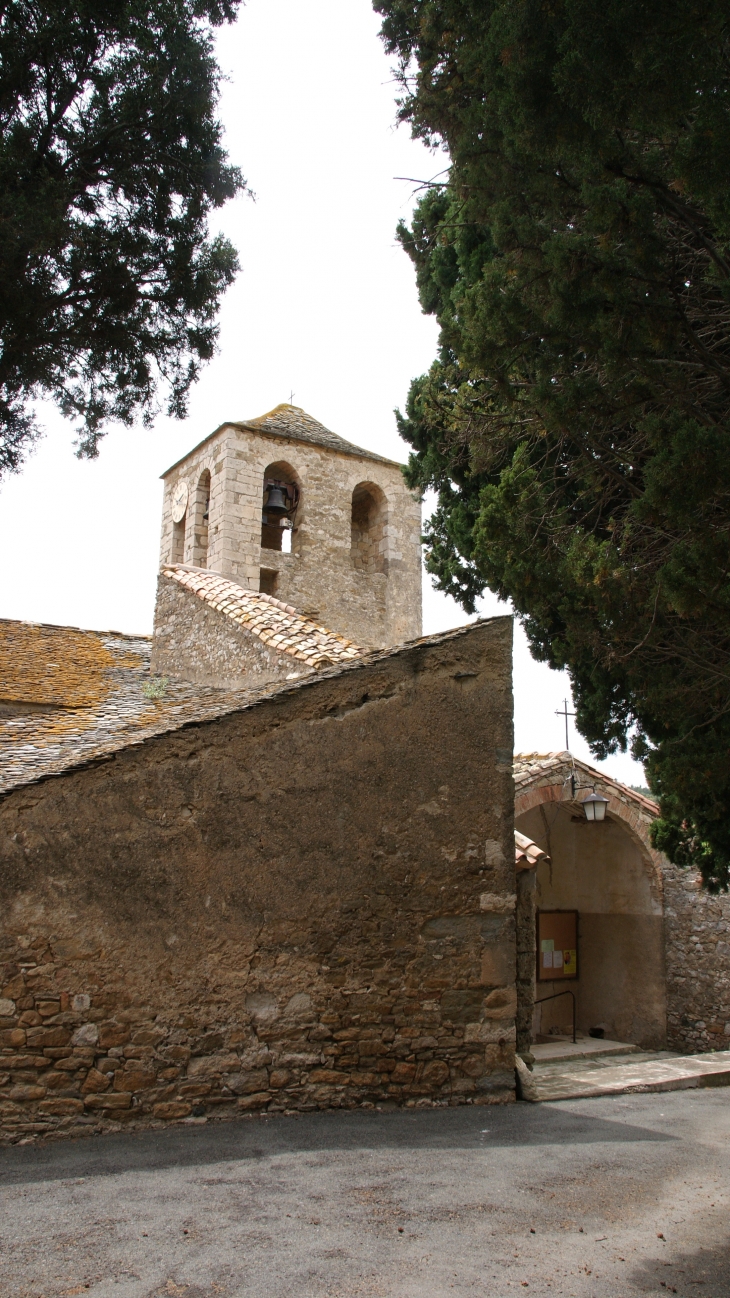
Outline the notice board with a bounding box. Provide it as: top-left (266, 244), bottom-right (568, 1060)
top-left (537, 910), bottom-right (578, 981)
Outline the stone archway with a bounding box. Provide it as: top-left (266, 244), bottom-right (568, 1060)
top-left (514, 754), bottom-right (667, 1050)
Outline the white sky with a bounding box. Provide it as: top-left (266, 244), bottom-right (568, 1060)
top-left (0, 0), bottom-right (644, 785)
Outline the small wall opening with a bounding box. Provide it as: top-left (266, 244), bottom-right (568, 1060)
top-left (259, 568), bottom-right (278, 596)
top-left (261, 461), bottom-right (300, 553)
top-left (351, 482), bottom-right (387, 573)
top-left (192, 470), bottom-right (211, 568)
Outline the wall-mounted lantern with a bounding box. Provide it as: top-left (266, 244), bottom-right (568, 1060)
top-left (581, 790), bottom-right (609, 822)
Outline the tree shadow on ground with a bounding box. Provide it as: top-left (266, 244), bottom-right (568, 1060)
top-left (630, 1236), bottom-right (730, 1296)
top-left (0, 1098), bottom-right (674, 1186)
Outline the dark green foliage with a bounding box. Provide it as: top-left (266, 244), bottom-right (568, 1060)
top-left (375, 0), bottom-right (730, 889)
top-left (0, 0), bottom-right (244, 471)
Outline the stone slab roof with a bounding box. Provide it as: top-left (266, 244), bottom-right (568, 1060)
top-left (161, 565), bottom-right (363, 667)
top-left (0, 616), bottom-right (504, 797)
top-left (162, 404), bottom-right (399, 478)
top-left (0, 619), bottom-right (238, 796)
top-left (234, 404), bottom-right (398, 464)
top-left (514, 751), bottom-right (659, 818)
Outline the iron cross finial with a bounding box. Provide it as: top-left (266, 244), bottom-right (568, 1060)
top-left (555, 698), bottom-right (576, 751)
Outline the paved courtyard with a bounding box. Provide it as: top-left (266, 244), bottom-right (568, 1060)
top-left (1, 1090), bottom-right (728, 1297)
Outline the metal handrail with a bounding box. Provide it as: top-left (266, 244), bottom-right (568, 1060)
top-left (534, 987), bottom-right (576, 1044)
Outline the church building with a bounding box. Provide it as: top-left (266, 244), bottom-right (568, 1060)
top-left (0, 405), bottom-right (728, 1144)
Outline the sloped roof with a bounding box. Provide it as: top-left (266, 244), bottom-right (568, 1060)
top-left (0, 619), bottom-right (131, 711)
top-left (514, 751), bottom-right (659, 818)
top-left (0, 617), bottom-right (499, 797)
top-left (161, 404), bottom-right (399, 478)
top-left (235, 404), bottom-right (398, 464)
top-left (161, 565), bottom-right (363, 668)
top-left (0, 620), bottom-right (235, 795)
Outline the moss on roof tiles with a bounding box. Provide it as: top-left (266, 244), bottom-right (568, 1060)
top-left (0, 619), bottom-right (135, 709)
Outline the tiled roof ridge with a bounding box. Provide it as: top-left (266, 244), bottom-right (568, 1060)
top-left (168, 566), bottom-right (299, 616)
top-left (160, 565), bottom-right (363, 667)
top-left (514, 750), bottom-right (659, 816)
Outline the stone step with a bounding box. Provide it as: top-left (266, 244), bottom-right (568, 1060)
top-left (531, 1036), bottom-right (642, 1065)
top-left (521, 1049), bottom-right (730, 1102)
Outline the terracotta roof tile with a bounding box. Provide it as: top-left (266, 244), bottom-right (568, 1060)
top-left (161, 565), bottom-right (363, 666)
top-left (515, 829), bottom-right (549, 869)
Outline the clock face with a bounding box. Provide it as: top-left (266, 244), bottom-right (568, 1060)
top-left (171, 480), bottom-right (188, 523)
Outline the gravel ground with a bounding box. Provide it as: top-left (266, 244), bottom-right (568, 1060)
top-left (0, 1090), bottom-right (728, 1297)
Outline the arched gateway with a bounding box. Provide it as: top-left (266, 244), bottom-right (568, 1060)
top-left (513, 753), bottom-right (667, 1054)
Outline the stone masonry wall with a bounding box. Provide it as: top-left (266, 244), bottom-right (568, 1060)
top-left (515, 869), bottom-right (536, 1060)
top-left (0, 619), bottom-right (514, 1145)
top-left (663, 863), bottom-right (730, 1053)
top-left (151, 574), bottom-right (313, 691)
top-left (158, 423), bottom-right (422, 649)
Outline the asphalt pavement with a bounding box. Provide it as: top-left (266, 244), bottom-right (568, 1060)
top-left (1, 1090), bottom-right (728, 1297)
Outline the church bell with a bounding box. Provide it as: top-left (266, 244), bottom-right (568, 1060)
top-left (265, 485), bottom-right (289, 517)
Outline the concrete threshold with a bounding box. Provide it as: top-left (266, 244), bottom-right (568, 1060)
top-left (531, 1037), bottom-right (641, 1064)
top-left (528, 1048), bottom-right (730, 1102)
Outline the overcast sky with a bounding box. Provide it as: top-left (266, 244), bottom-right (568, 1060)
top-left (0, 0), bottom-right (644, 784)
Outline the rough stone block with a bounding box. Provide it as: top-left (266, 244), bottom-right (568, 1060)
top-left (153, 1101), bottom-right (192, 1119)
top-left (26, 1027), bottom-right (70, 1049)
top-left (84, 1093), bottom-right (132, 1110)
top-left (480, 944), bottom-right (514, 988)
top-left (420, 1060), bottom-right (449, 1086)
top-left (237, 1092), bottom-right (271, 1110)
top-left (39, 1098), bottom-right (84, 1116)
top-left (98, 1024), bottom-right (129, 1049)
top-left (81, 1068), bottom-right (111, 1094)
top-left (308, 1068), bottom-right (349, 1085)
top-left (186, 1053), bottom-right (241, 1080)
top-left (113, 1069), bottom-right (157, 1092)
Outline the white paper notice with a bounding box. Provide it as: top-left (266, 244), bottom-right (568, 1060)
top-left (553, 950), bottom-right (564, 969)
top-left (542, 952), bottom-right (553, 968)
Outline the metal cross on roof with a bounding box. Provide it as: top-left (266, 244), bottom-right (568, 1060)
top-left (555, 697), bottom-right (576, 751)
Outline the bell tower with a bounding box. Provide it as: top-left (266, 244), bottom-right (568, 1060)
top-left (157, 404), bottom-right (422, 649)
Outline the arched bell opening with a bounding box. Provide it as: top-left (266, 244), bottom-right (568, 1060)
top-left (192, 470), bottom-right (211, 568)
top-left (350, 482), bottom-right (387, 573)
top-left (515, 797), bottom-right (666, 1051)
top-left (261, 461), bottom-right (301, 554)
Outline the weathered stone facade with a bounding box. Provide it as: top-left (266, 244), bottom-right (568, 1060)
top-left (151, 568), bottom-right (361, 692)
top-left (157, 405), bottom-right (422, 650)
top-left (151, 572), bottom-right (310, 690)
top-left (515, 868), bottom-right (536, 1059)
top-left (663, 864), bottom-right (730, 1053)
top-left (0, 618), bottom-right (516, 1145)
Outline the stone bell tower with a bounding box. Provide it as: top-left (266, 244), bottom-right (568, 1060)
top-left (156, 404), bottom-right (422, 649)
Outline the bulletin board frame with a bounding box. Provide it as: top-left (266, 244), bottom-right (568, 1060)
top-left (536, 909), bottom-right (579, 982)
